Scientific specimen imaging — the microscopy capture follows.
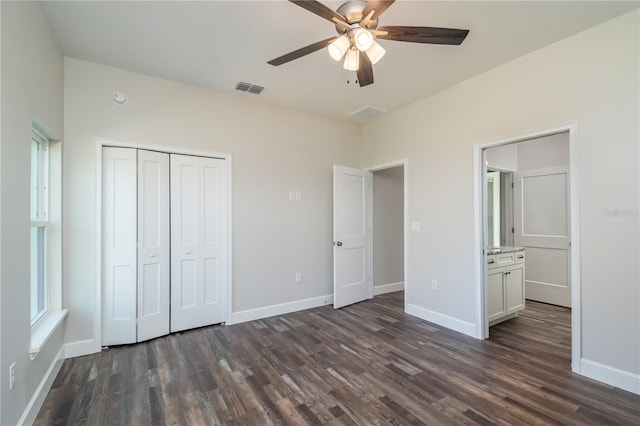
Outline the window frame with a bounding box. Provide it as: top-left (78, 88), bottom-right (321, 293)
top-left (29, 127), bottom-right (67, 360)
top-left (30, 129), bottom-right (50, 326)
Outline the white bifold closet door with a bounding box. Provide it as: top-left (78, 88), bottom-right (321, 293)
top-left (103, 148), bottom-right (170, 345)
top-left (170, 154), bottom-right (227, 332)
top-left (103, 148), bottom-right (226, 345)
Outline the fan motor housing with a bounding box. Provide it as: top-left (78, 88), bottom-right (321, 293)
top-left (335, 0), bottom-right (378, 33)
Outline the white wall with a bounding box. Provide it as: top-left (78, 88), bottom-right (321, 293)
top-left (0, 2), bottom-right (65, 424)
top-left (362, 10), bottom-right (639, 389)
top-left (373, 166), bottom-right (404, 290)
top-left (62, 58), bottom-right (362, 346)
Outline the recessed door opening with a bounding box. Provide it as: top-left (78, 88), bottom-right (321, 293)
top-left (480, 128), bottom-right (578, 371)
top-left (372, 165), bottom-right (405, 297)
top-left (333, 161), bottom-right (408, 311)
top-left (100, 145), bottom-right (230, 347)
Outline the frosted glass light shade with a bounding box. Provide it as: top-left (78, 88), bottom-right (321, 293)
top-left (366, 40), bottom-right (386, 64)
top-left (353, 28), bottom-right (373, 51)
top-left (328, 35), bottom-right (350, 61)
top-left (343, 48), bottom-right (359, 71)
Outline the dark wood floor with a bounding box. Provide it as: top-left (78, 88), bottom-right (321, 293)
top-left (36, 293), bottom-right (639, 425)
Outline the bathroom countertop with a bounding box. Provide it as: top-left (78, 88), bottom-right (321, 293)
top-left (487, 246), bottom-right (525, 255)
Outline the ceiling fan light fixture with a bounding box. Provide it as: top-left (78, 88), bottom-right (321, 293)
top-left (343, 47), bottom-right (359, 71)
top-left (366, 40), bottom-right (386, 64)
top-left (328, 35), bottom-right (350, 61)
top-left (353, 27), bottom-right (373, 51)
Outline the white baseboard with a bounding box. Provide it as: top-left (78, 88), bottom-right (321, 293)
top-left (580, 358), bottom-right (640, 395)
top-left (17, 346), bottom-right (65, 426)
top-left (64, 338), bottom-right (99, 359)
top-left (229, 294), bottom-right (334, 325)
top-left (406, 303), bottom-right (476, 337)
top-left (374, 282), bottom-right (404, 296)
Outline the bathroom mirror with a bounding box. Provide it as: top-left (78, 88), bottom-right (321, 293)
top-left (486, 170), bottom-right (514, 247)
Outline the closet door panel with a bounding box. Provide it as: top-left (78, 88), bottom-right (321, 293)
top-left (180, 259), bottom-right (197, 308)
top-left (201, 158), bottom-right (226, 314)
top-left (102, 147), bottom-right (137, 345)
top-left (137, 150), bottom-right (170, 342)
top-left (171, 154), bottom-right (227, 332)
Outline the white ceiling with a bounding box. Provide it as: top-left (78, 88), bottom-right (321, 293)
top-left (42, 1), bottom-right (638, 123)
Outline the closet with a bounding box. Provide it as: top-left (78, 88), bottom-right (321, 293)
top-left (102, 147), bottom-right (227, 346)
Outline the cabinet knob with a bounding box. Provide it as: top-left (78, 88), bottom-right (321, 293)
top-left (186, 250), bottom-right (192, 255)
top-left (149, 253), bottom-right (155, 258)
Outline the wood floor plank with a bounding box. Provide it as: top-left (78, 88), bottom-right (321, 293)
top-left (35, 293), bottom-right (640, 425)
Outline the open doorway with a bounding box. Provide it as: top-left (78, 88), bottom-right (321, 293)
top-left (372, 165), bottom-right (405, 296)
top-left (475, 124), bottom-right (581, 372)
top-left (486, 132), bottom-right (571, 311)
top-left (332, 161), bottom-right (407, 310)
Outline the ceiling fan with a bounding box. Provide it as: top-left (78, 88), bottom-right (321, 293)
top-left (267, 0), bottom-right (470, 87)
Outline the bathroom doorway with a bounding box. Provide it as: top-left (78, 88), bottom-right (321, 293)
top-left (474, 124), bottom-right (581, 372)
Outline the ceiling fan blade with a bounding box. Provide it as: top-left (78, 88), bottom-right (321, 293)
top-left (361, 0), bottom-right (396, 20)
top-left (357, 51), bottom-right (374, 87)
top-left (267, 37), bottom-right (336, 66)
top-left (289, 0), bottom-right (345, 23)
top-left (377, 26), bottom-right (469, 45)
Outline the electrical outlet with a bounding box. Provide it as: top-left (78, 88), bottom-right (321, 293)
top-left (295, 272), bottom-right (302, 283)
top-left (9, 362), bottom-right (16, 390)
top-left (431, 280), bottom-right (438, 290)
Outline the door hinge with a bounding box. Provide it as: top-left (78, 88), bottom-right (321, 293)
top-left (511, 182), bottom-right (514, 189)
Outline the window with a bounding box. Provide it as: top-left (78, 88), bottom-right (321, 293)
top-left (30, 130), bottom-right (49, 324)
top-left (29, 127), bottom-right (66, 359)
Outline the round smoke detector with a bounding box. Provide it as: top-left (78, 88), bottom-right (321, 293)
top-left (112, 91), bottom-right (128, 105)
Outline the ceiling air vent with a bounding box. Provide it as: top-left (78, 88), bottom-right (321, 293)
top-left (350, 106), bottom-right (386, 122)
top-left (235, 81), bottom-right (265, 95)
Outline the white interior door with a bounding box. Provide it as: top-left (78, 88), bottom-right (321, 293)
top-left (137, 150), bottom-right (170, 342)
top-left (171, 154), bottom-right (227, 332)
top-left (102, 147), bottom-right (137, 345)
top-left (514, 166), bottom-right (571, 307)
top-left (333, 165), bottom-right (372, 309)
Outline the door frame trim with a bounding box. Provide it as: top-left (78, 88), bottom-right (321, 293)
top-left (473, 122), bottom-right (581, 373)
top-left (94, 138), bottom-right (233, 352)
top-left (366, 159), bottom-right (409, 312)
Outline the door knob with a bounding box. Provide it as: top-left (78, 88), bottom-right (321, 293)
top-left (149, 253), bottom-right (155, 258)
top-left (336, 241), bottom-right (343, 247)
top-left (186, 250), bottom-right (192, 255)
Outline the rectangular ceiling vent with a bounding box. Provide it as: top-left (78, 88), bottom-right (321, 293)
top-left (350, 106), bottom-right (386, 121)
top-left (235, 81), bottom-right (265, 95)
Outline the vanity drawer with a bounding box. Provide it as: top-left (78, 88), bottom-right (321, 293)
top-left (515, 251), bottom-right (525, 264)
top-left (495, 252), bottom-right (515, 267)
